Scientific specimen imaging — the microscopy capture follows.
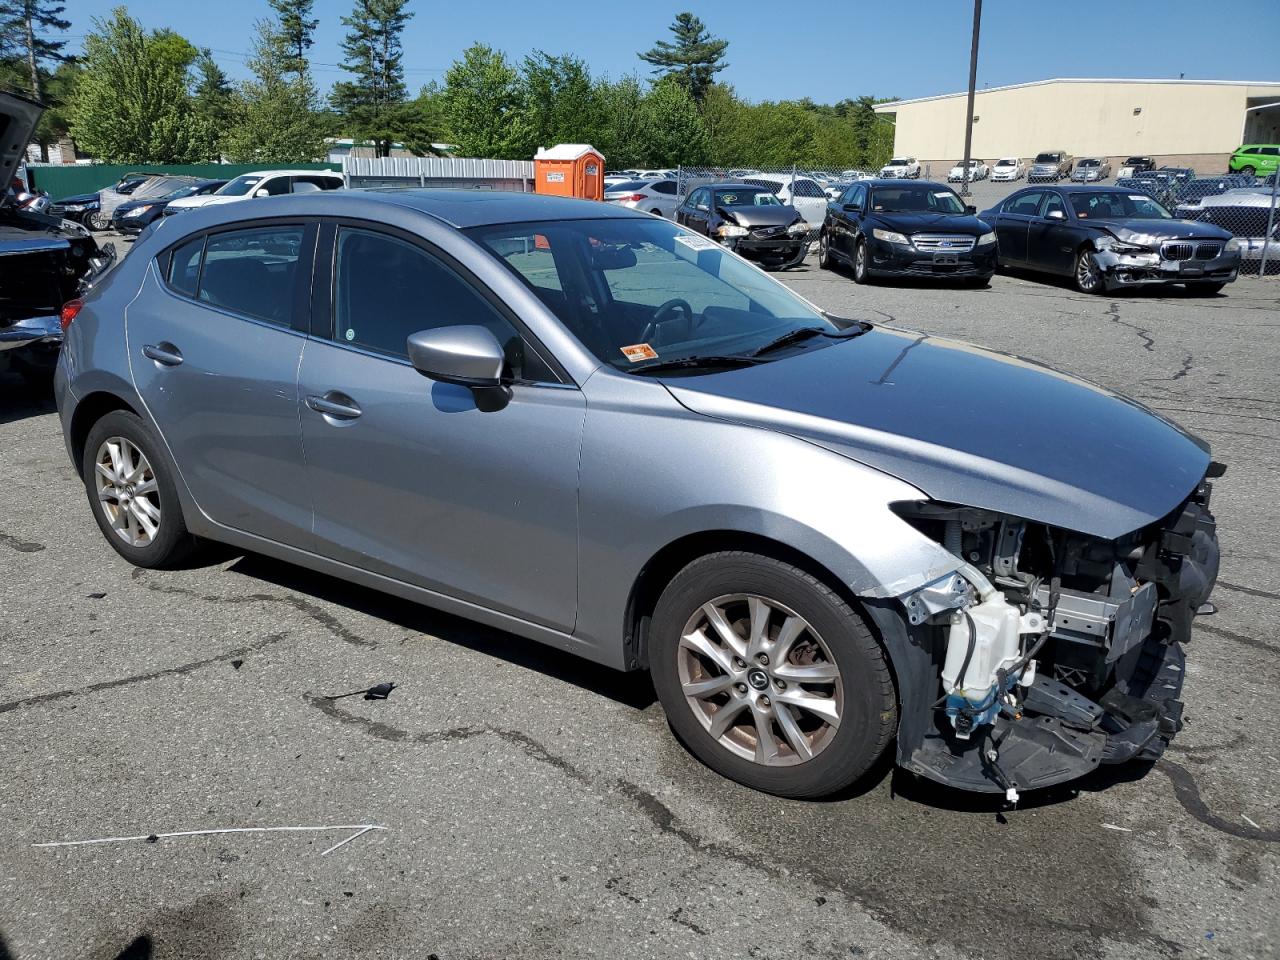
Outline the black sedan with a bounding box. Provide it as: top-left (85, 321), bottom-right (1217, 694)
top-left (674, 183), bottom-right (811, 269)
top-left (110, 178), bottom-right (226, 235)
top-left (978, 185), bottom-right (1240, 295)
top-left (818, 179), bottom-right (997, 284)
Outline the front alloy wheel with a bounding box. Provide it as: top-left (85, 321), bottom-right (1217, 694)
top-left (817, 232), bottom-right (832, 269)
top-left (679, 595), bottom-right (842, 766)
top-left (1075, 248), bottom-right (1104, 294)
top-left (650, 552), bottom-right (896, 798)
top-left (853, 240), bottom-right (870, 284)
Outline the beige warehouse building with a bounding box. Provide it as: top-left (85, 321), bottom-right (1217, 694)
top-left (874, 78), bottom-right (1280, 174)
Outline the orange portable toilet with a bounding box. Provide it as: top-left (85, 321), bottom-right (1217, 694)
top-left (534, 144), bottom-right (604, 201)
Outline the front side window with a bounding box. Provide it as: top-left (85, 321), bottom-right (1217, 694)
top-left (1068, 192), bottom-right (1172, 220)
top-left (332, 227), bottom-right (544, 380)
top-left (1040, 193), bottom-right (1066, 219)
top-left (470, 217), bottom-right (841, 372)
top-left (197, 226), bottom-right (305, 325)
top-left (690, 188), bottom-right (709, 210)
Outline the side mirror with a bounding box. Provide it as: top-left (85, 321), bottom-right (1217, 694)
top-left (842, 203), bottom-right (860, 213)
top-left (1045, 209), bottom-right (1067, 222)
top-left (407, 325), bottom-right (505, 389)
top-left (964, 204), bottom-right (977, 214)
top-left (253, 188), bottom-right (269, 198)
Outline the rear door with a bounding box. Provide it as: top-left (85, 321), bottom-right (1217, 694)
top-left (991, 190), bottom-right (1042, 264)
top-left (128, 221), bottom-right (316, 546)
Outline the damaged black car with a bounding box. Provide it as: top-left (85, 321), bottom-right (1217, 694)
top-left (675, 182), bottom-right (812, 269)
top-left (1, 92), bottom-right (114, 381)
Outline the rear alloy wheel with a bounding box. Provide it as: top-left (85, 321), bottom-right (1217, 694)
top-left (650, 552), bottom-right (896, 799)
top-left (82, 410), bottom-right (196, 568)
top-left (1074, 248), bottom-right (1104, 294)
top-left (853, 240), bottom-right (871, 284)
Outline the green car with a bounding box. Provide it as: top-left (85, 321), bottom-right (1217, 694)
top-left (1229, 144), bottom-right (1280, 177)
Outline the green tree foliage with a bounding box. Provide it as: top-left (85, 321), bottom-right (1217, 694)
top-left (267, 0), bottom-right (318, 77)
top-left (193, 50), bottom-right (235, 131)
top-left (222, 19), bottom-right (328, 163)
top-left (440, 43), bottom-right (522, 158)
top-left (508, 51), bottom-right (599, 159)
top-left (0, 0), bottom-right (71, 102)
top-left (397, 81), bottom-right (446, 156)
top-left (633, 76), bottom-right (709, 166)
top-left (330, 0), bottom-right (413, 157)
top-left (68, 7), bottom-right (214, 163)
top-left (638, 12), bottom-right (727, 103)
top-left (590, 75), bottom-right (646, 168)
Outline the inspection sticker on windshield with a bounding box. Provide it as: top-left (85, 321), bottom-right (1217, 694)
top-left (620, 343), bottom-right (659, 363)
top-left (675, 234), bottom-right (718, 252)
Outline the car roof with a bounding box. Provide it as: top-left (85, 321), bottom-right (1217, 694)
top-left (167, 188), bottom-right (653, 230)
top-left (862, 178), bottom-right (952, 189)
top-left (239, 169), bottom-right (343, 178)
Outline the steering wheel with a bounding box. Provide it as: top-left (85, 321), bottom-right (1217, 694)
top-left (640, 298), bottom-right (694, 345)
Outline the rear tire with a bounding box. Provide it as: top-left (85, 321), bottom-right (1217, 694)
top-left (650, 552), bottom-right (896, 799)
top-left (82, 410), bottom-right (197, 569)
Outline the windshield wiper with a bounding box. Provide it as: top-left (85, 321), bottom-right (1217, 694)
top-left (750, 323), bottom-right (870, 357)
top-left (630, 355), bottom-right (764, 375)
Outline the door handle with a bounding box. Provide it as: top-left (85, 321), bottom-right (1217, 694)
top-left (306, 392), bottom-right (362, 421)
top-left (142, 342), bottom-right (183, 366)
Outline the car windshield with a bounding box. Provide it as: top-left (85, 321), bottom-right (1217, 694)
top-left (217, 175), bottom-right (264, 197)
top-left (468, 217), bottom-right (839, 372)
top-left (869, 186), bottom-right (966, 214)
top-left (997, 159), bottom-right (1017, 166)
top-left (714, 188), bottom-right (780, 207)
top-left (1068, 192), bottom-right (1173, 220)
top-left (1078, 159), bottom-right (1100, 167)
top-left (888, 159), bottom-right (911, 166)
top-left (1034, 153), bottom-right (1059, 164)
top-left (1124, 158), bottom-right (1149, 166)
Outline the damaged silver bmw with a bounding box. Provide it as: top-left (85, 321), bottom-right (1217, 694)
top-left (56, 190), bottom-right (1219, 800)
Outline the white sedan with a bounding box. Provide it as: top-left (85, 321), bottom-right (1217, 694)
top-left (603, 178), bottom-right (681, 218)
top-left (947, 160), bottom-right (989, 182)
top-left (990, 158), bottom-right (1025, 181)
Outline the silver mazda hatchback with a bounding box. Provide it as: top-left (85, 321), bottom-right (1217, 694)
top-left (56, 190), bottom-right (1221, 800)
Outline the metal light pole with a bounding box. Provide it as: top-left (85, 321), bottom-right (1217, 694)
top-left (959, 0), bottom-right (983, 198)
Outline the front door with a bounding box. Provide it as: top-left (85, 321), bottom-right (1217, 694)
top-left (127, 222), bottom-right (314, 547)
top-left (297, 224), bottom-right (584, 631)
top-left (1026, 192), bottom-right (1077, 274)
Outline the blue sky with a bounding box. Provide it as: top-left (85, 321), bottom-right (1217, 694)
top-left (66, 0), bottom-right (1280, 103)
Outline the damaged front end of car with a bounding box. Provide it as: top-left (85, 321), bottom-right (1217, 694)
top-left (886, 470), bottom-right (1221, 800)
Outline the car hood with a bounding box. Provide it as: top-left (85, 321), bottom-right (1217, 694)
top-left (869, 212), bottom-right (990, 234)
top-left (722, 205), bottom-right (802, 228)
top-left (57, 192), bottom-right (100, 205)
top-left (0, 91), bottom-right (42, 202)
top-left (1096, 219), bottom-right (1233, 243)
top-left (663, 327), bottom-right (1209, 539)
top-left (167, 194), bottom-right (222, 210)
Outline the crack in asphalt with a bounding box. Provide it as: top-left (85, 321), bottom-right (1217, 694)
top-left (1155, 760), bottom-right (1280, 843)
top-left (0, 530), bottom-right (45, 553)
top-left (1216, 580), bottom-right (1280, 603)
top-left (131, 568), bottom-right (374, 647)
top-left (1106, 302), bottom-right (1155, 352)
top-left (1194, 622), bottom-right (1279, 655)
top-left (306, 696), bottom-right (1190, 958)
top-left (0, 632), bottom-right (289, 716)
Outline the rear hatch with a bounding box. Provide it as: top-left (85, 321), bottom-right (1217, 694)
top-left (1, 91), bottom-right (43, 192)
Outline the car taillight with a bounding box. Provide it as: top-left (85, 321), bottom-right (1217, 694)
top-left (60, 298), bottom-right (83, 332)
top-left (623, 194), bottom-right (645, 202)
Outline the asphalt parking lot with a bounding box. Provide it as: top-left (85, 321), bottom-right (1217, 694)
top-left (1, 254), bottom-right (1278, 959)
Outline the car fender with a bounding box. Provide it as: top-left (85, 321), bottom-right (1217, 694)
top-left (572, 370), bottom-right (960, 669)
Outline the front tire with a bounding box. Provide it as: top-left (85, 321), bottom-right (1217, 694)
top-left (650, 552), bottom-right (896, 799)
top-left (852, 239), bottom-right (871, 284)
top-left (82, 410), bottom-right (197, 568)
top-left (817, 231), bottom-right (833, 270)
top-left (1074, 248), bottom-right (1105, 294)
top-left (85, 211), bottom-right (109, 232)
top-left (1239, 165), bottom-right (1255, 177)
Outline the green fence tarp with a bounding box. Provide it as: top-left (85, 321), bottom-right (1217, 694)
top-left (28, 162), bottom-right (342, 199)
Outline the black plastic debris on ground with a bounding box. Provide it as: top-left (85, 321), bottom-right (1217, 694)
top-left (321, 682), bottom-right (397, 702)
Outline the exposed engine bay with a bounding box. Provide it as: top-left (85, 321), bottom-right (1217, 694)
top-left (890, 467), bottom-right (1221, 799)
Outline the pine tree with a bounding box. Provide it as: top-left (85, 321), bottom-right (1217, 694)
top-left (638, 12), bottom-right (727, 103)
top-left (267, 0), bottom-right (318, 77)
top-left (0, 0), bottom-right (71, 104)
top-left (223, 20), bottom-right (327, 163)
top-left (330, 0), bottom-right (413, 157)
top-left (193, 50), bottom-right (235, 132)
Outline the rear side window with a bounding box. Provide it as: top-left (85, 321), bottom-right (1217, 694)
top-left (650, 180), bottom-right (677, 195)
top-left (167, 235), bottom-right (204, 297)
top-left (196, 226), bottom-right (305, 325)
top-left (293, 175), bottom-right (342, 191)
